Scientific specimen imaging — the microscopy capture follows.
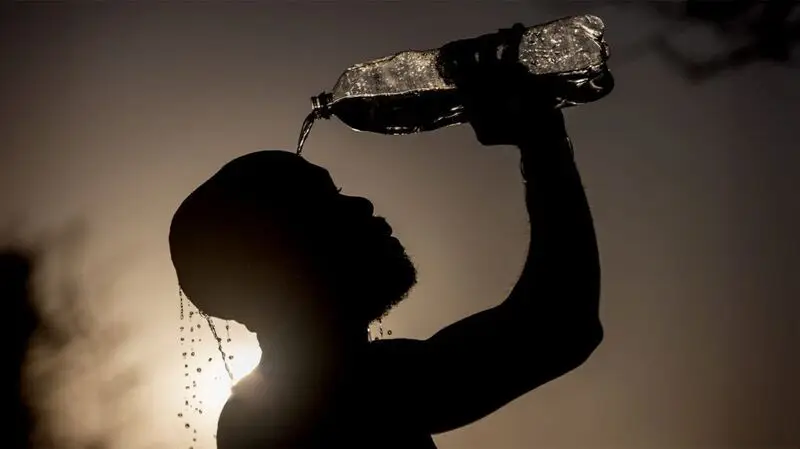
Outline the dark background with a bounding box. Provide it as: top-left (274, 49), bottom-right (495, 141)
top-left (2, 2), bottom-right (798, 449)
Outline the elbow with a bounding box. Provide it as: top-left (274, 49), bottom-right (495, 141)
top-left (579, 320), bottom-right (603, 360)
top-left (552, 319), bottom-right (603, 374)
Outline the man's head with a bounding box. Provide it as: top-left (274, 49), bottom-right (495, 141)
top-left (169, 151), bottom-right (416, 339)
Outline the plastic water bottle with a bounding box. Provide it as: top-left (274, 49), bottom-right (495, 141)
top-left (296, 15), bottom-right (614, 154)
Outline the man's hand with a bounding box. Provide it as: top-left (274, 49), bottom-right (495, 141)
top-left (381, 27), bottom-right (602, 437)
top-left (438, 24), bottom-right (568, 147)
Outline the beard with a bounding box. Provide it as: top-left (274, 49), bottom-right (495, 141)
top-left (368, 239), bottom-right (418, 316)
top-left (323, 233), bottom-right (418, 324)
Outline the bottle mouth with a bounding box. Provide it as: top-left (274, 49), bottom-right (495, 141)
top-left (310, 92), bottom-right (333, 119)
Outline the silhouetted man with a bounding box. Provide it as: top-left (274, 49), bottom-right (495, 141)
top-left (169, 65), bottom-right (604, 448)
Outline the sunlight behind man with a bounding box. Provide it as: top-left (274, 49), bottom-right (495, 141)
top-left (229, 337), bottom-right (263, 385)
top-left (203, 320), bottom-right (262, 407)
top-left (182, 317), bottom-right (263, 423)
top-left (170, 314), bottom-right (264, 449)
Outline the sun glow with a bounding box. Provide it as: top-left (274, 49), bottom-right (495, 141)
top-left (228, 340), bottom-right (263, 384)
top-left (173, 321), bottom-right (262, 449)
top-left (177, 294), bottom-right (264, 444)
top-left (191, 322), bottom-right (263, 413)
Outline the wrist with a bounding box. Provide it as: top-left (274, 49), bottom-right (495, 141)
top-left (512, 111), bottom-right (568, 144)
top-left (519, 136), bottom-right (575, 181)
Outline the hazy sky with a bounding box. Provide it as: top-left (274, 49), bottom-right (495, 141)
top-left (2, 2), bottom-right (799, 449)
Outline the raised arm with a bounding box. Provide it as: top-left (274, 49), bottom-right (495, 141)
top-left (381, 111), bottom-right (603, 435)
top-left (505, 119), bottom-right (602, 332)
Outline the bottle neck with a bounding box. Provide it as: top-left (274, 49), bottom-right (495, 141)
top-left (297, 92), bottom-right (334, 155)
top-left (311, 91), bottom-right (334, 119)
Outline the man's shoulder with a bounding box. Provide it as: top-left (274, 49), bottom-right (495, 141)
top-left (218, 371), bottom-right (295, 447)
top-left (229, 369), bottom-right (267, 401)
top-left (364, 337), bottom-right (428, 396)
top-left (367, 337), bottom-right (426, 362)
top-left (220, 371), bottom-right (270, 426)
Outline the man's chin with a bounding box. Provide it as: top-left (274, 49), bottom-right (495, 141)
top-left (348, 259), bottom-right (416, 318)
top-left (380, 259), bottom-right (417, 309)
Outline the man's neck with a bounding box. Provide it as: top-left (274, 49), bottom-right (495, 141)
top-left (255, 323), bottom-right (370, 377)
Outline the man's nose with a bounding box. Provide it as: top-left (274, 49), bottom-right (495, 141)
top-left (341, 195), bottom-right (374, 216)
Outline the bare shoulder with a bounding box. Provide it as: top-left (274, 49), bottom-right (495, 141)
top-left (217, 371), bottom-right (281, 448)
top-left (366, 337), bottom-right (428, 384)
top-left (216, 394), bottom-right (253, 449)
top-left (363, 305), bottom-right (601, 435)
top-left (369, 337), bottom-right (425, 357)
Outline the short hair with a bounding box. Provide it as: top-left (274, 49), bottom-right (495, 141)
top-left (169, 151), bottom-right (323, 321)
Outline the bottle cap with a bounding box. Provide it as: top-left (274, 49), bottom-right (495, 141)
top-left (310, 92), bottom-right (334, 119)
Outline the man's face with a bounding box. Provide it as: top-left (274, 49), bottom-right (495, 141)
top-left (170, 151), bottom-right (417, 331)
top-left (295, 163), bottom-right (417, 323)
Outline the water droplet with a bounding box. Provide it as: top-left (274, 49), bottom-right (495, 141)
top-left (180, 337), bottom-right (184, 342)
top-left (228, 355), bottom-right (234, 360)
top-left (196, 368), bottom-right (202, 373)
top-left (208, 358), bottom-right (212, 362)
top-left (180, 326), bottom-right (184, 331)
top-left (184, 364), bottom-right (188, 368)
top-left (387, 330), bottom-right (393, 335)
top-left (177, 413), bottom-right (183, 417)
top-left (227, 338), bottom-right (232, 342)
top-left (185, 423), bottom-right (190, 428)
top-left (182, 352), bottom-right (187, 357)
top-left (191, 339), bottom-right (195, 343)
top-left (191, 352), bottom-right (195, 356)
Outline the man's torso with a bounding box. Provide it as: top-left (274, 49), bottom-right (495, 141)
top-left (216, 339), bottom-right (437, 449)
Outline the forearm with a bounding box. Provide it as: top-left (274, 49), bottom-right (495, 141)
top-left (502, 134), bottom-right (601, 329)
